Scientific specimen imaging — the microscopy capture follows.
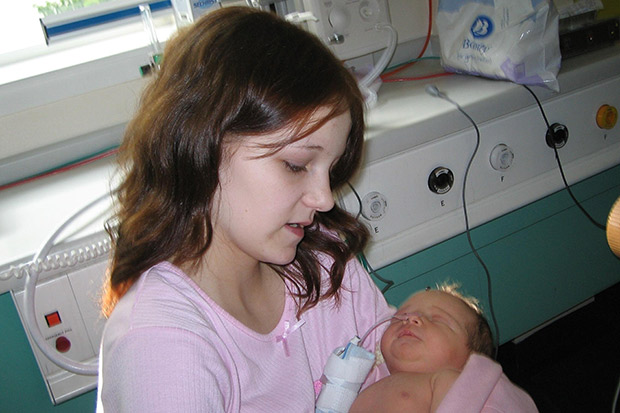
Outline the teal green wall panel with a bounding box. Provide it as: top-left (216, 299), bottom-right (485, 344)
top-left (0, 292), bottom-right (96, 412)
top-left (374, 165), bottom-right (620, 345)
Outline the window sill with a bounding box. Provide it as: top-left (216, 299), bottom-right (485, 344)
top-left (0, 18), bottom-right (176, 183)
top-left (0, 16), bottom-right (176, 116)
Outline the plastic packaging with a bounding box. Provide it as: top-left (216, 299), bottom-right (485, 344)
top-left (436, 0), bottom-right (562, 91)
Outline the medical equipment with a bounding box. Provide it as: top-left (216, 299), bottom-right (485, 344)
top-left (315, 338), bottom-right (375, 413)
top-left (170, 0), bottom-right (220, 26)
top-left (315, 315), bottom-right (397, 413)
top-left (140, 3), bottom-right (163, 74)
top-left (296, 0), bottom-right (397, 105)
top-left (10, 193), bottom-right (112, 404)
top-left (301, 0), bottom-right (392, 61)
top-left (22, 193), bottom-right (110, 375)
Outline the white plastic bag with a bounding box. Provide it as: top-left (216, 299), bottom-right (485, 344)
top-left (436, 0), bottom-right (562, 91)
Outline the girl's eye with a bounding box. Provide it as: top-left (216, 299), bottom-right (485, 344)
top-left (284, 161), bottom-right (307, 174)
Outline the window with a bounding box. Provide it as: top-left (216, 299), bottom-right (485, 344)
top-left (0, 0), bottom-right (175, 84)
top-left (0, 0), bottom-right (177, 189)
top-left (1, 1), bottom-right (140, 56)
top-left (0, 0), bottom-right (286, 189)
top-left (1, 1), bottom-right (49, 56)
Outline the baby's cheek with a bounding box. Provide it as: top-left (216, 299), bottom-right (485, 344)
top-left (380, 326), bottom-right (396, 347)
top-left (380, 345), bottom-right (397, 372)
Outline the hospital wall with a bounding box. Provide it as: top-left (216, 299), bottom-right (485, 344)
top-left (378, 164), bottom-right (620, 344)
top-left (1, 164), bottom-right (618, 411)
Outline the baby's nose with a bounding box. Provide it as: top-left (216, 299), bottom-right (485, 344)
top-left (395, 312), bottom-right (423, 324)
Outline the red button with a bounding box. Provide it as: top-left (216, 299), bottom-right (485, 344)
top-left (55, 336), bottom-right (71, 353)
top-left (45, 311), bottom-right (61, 327)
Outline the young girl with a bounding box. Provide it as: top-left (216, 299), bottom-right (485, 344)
top-left (96, 6), bottom-right (393, 412)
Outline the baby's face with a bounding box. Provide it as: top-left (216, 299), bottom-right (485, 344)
top-left (381, 290), bottom-right (474, 374)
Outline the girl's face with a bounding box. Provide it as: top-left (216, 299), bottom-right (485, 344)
top-left (210, 108), bottom-right (351, 267)
top-left (381, 291), bottom-right (474, 374)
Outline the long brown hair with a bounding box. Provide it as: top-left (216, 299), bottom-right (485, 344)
top-left (103, 7), bottom-right (368, 317)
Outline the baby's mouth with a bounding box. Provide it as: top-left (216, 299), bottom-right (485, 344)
top-left (398, 329), bottom-right (420, 340)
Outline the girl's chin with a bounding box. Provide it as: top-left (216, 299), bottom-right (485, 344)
top-left (262, 249), bottom-right (298, 267)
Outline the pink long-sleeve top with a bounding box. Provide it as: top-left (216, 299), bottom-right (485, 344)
top-left (96, 258), bottom-right (393, 412)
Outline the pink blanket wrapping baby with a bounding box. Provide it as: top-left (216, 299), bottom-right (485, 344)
top-left (436, 354), bottom-right (538, 412)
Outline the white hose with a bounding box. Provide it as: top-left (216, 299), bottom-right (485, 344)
top-left (2, 238), bottom-right (111, 282)
top-left (359, 22), bottom-right (398, 88)
top-left (358, 23), bottom-right (397, 107)
top-left (358, 315), bottom-right (395, 345)
top-left (23, 191), bottom-right (112, 376)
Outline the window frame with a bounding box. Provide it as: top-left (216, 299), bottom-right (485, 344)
top-left (40, 0), bottom-right (172, 44)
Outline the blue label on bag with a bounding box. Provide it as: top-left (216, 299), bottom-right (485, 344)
top-left (470, 15), bottom-right (493, 38)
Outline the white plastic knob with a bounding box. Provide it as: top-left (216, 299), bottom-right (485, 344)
top-left (329, 7), bottom-right (350, 33)
top-left (361, 191), bottom-right (388, 221)
top-left (359, 0), bottom-right (381, 22)
top-left (489, 144), bottom-right (514, 171)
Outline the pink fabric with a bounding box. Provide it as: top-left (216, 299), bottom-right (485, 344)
top-left (96, 257), bottom-right (393, 412)
top-left (436, 354), bottom-right (538, 413)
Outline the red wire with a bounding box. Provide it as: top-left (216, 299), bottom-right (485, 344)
top-left (380, 0), bottom-right (433, 81)
top-left (0, 147), bottom-right (119, 192)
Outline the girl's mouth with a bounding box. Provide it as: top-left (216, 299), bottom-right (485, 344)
top-left (286, 223), bottom-right (305, 238)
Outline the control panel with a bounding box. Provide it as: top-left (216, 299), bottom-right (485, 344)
top-left (338, 75), bottom-right (620, 269)
top-left (12, 258), bottom-right (107, 404)
top-left (302, 0), bottom-right (391, 60)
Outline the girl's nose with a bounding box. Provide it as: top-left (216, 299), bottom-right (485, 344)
top-left (304, 173), bottom-right (335, 212)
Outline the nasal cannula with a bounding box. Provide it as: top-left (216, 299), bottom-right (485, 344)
top-left (354, 313), bottom-right (411, 349)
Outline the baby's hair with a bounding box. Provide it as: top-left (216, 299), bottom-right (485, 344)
top-left (434, 283), bottom-right (494, 358)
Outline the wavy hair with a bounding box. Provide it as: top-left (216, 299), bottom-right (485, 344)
top-left (102, 7), bottom-right (368, 317)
